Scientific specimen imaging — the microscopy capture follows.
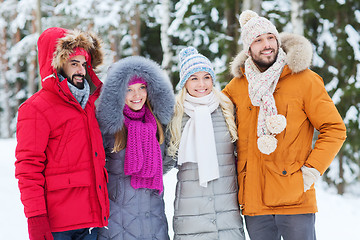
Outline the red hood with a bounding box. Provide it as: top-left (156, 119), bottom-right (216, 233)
top-left (37, 27), bottom-right (103, 94)
top-left (37, 27), bottom-right (68, 81)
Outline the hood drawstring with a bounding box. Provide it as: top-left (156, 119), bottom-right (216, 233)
top-left (42, 74), bottom-right (55, 82)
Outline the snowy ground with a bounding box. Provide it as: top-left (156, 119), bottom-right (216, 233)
top-left (1, 138), bottom-right (359, 239)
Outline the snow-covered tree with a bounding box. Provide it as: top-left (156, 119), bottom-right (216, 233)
top-left (0, 0), bottom-right (41, 137)
top-left (303, 0), bottom-right (360, 195)
top-left (291, 0), bottom-right (304, 35)
top-left (159, 0), bottom-right (173, 83)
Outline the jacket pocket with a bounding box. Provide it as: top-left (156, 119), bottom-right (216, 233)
top-left (53, 121), bottom-right (72, 163)
top-left (262, 165), bottom-right (304, 207)
top-left (46, 171), bottom-right (92, 228)
top-left (282, 101), bottom-right (308, 145)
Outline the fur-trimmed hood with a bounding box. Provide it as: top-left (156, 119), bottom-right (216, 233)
top-left (37, 27), bottom-right (103, 81)
top-left (96, 56), bottom-right (175, 135)
top-left (230, 32), bottom-right (313, 78)
top-left (52, 29), bottom-right (103, 71)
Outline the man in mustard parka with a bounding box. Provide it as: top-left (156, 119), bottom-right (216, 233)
top-left (222, 10), bottom-right (346, 240)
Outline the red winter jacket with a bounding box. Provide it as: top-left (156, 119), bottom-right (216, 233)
top-left (15, 27), bottom-right (109, 232)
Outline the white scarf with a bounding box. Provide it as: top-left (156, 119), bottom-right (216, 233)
top-left (245, 48), bottom-right (287, 154)
top-left (178, 92), bottom-right (220, 187)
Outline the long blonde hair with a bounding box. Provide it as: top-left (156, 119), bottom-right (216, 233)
top-left (112, 100), bottom-right (164, 153)
top-left (166, 87), bottom-right (238, 157)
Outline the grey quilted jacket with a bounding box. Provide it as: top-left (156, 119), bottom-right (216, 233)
top-left (96, 56), bottom-right (175, 240)
top-left (165, 107), bottom-right (245, 240)
top-left (97, 134), bottom-right (169, 240)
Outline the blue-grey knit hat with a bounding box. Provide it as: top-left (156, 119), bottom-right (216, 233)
top-left (178, 47), bottom-right (216, 89)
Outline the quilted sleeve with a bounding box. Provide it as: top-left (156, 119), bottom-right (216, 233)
top-left (15, 102), bottom-right (51, 218)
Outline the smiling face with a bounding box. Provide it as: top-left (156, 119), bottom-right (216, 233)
top-left (61, 55), bottom-right (87, 89)
top-left (249, 33), bottom-right (279, 72)
top-left (184, 71), bottom-right (213, 98)
top-left (125, 83), bottom-right (148, 111)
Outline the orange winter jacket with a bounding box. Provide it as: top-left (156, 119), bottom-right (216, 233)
top-left (222, 33), bottom-right (346, 216)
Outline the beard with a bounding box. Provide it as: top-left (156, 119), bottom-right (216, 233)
top-left (60, 70), bottom-right (85, 89)
top-left (69, 74), bottom-right (85, 89)
top-left (250, 47), bottom-right (278, 72)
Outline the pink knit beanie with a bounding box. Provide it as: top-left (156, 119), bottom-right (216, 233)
top-left (68, 47), bottom-right (90, 62)
top-left (129, 75), bottom-right (147, 86)
top-left (239, 10), bottom-right (281, 52)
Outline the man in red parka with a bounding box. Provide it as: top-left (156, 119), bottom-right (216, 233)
top-left (15, 27), bottom-right (109, 240)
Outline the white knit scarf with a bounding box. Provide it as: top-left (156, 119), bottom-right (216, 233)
top-left (245, 48), bottom-right (287, 155)
top-left (178, 92), bottom-right (220, 187)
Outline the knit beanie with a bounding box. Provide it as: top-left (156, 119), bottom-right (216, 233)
top-left (178, 47), bottom-right (216, 89)
top-left (239, 10), bottom-right (281, 52)
top-left (129, 75), bottom-right (147, 86)
top-left (68, 47), bottom-right (90, 62)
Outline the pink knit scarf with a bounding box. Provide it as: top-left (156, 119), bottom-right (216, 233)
top-left (123, 104), bottom-right (163, 193)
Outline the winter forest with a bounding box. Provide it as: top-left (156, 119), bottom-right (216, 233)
top-left (0, 0), bottom-right (359, 196)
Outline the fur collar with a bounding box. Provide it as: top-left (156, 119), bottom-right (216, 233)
top-left (96, 56), bottom-right (175, 135)
top-left (230, 32), bottom-right (313, 78)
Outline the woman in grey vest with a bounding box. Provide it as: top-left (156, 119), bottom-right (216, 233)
top-left (165, 47), bottom-right (245, 240)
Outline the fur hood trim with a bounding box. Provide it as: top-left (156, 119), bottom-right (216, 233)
top-left (230, 32), bottom-right (313, 78)
top-left (52, 29), bottom-right (103, 70)
top-left (96, 56), bottom-right (175, 135)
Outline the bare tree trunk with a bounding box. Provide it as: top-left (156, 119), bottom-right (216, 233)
top-left (110, 28), bottom-right (122, 62)
top-left (2, 79), bottom-right (11, 138)
top-left (160, 0), bottom-right (173, 85)
top-left (15, 28), bottom-right (22, 108)
top-left (337, 151), bottom-right (345, 195)
top-left (36, 0), bottom-right (42, 90)
top-left (291, 0), bottom-right (304, 35)
top-left (242, 0), bottom-right (262, 14)
top-left (225, 0), bottom-right (240, 55)
top-left (334, 9), bottom-right (346, 195)
top-left (130, 4), bottom-right (141, 56)
top-left (28, 9), bottom-right (38, 96)
top-left (0, 19), bottom-right (11, 138)
top-left (36, 0), bottom-right (42, 33)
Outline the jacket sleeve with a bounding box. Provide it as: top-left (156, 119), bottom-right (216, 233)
top-left (15, 102), bottom-right (51, 218)
top-left (162, 126), bottom-right (176, 175)
top-left (303, 72), bottom-right (346, 174)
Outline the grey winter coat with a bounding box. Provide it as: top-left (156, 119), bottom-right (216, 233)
top-left (96, 56), bottom-right (175, 240)
top-left (165, 107), bottom-right (245, 240)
